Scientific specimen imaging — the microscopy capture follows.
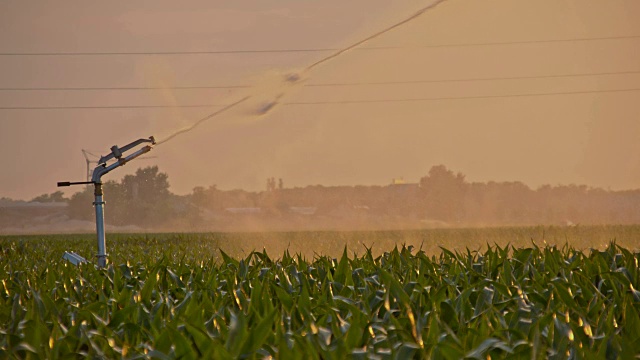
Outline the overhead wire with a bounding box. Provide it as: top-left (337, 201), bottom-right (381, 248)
top-left (0, 49), bottom-right (335, 56)
top-left (0, 35), bottom-right (638, 56)
top-left (0, 85), bottom-right (250, 91)
top-left (2, 87), bottom-right (639, 110)
top-left (2, 70), bottom-right (638, 91)
top-left (2, 0), bottom-right (639, 146)
top-left (363, 34), bottom-right (640, 50)
top-left (284, 88), bottom-right (640, 105)
top-left (306, 70), bottom-right (640, 87)
top-left (0, 104), bottom-right (221, 110)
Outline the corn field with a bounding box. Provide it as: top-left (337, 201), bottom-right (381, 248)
top-left (1, 233), bottom-right (639, 359)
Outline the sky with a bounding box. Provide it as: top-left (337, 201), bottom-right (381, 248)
top-left (1, 0), bottom-right (639, 200)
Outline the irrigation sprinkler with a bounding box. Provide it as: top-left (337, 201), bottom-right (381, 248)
top-left (58, 136), bottom-right (156, 268)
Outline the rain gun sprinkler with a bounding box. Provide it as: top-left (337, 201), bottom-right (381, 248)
top-left (57, 136), bottom-right (156, 268)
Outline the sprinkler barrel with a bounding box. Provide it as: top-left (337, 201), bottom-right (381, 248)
top-left (57, 136), bottom-right (155, 267)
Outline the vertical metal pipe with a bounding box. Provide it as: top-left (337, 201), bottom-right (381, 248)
top-left (93, 183), bottom-right (107, 268)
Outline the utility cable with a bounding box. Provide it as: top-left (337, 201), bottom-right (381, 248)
top-left (306, 70), bottom-right (640, 87)
top-left (2, 87), bottom-right (638, 110)
top-left (0, 104), bottom-right (222, 110)
top-left (0, 85), bottom-right (250, 91)
top-left (3, 69), bottom-right (635, 91)
top-left (0, 35), bottom-right (637, 56)
top-left (284, 88), bottom-right (640, 105)
top-left (364, 34), bottom-right (640, 50)
top-left (0, 49), bottom-right (334, 56)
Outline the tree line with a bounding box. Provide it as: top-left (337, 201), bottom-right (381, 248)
top-left (20, 165), bottom-right (640, 229)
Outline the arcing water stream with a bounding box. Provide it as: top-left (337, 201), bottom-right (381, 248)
top-left (156, 0), bottom-right (447, 146)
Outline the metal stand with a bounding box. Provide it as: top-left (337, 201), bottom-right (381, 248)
top-left (58, 136), bottom-right (155, 268)
top-left (94, 183), bottom-right (107, 268)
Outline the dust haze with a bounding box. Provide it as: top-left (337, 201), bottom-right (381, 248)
top-left (1, 0), bottom-right (640, 232)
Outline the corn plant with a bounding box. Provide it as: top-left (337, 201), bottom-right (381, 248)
top-left (0, 234), bottom-right (638, 359)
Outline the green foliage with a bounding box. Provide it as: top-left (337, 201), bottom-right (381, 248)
top-left (67, 166), bottom-right (178, 226)
top-left (0, 234), bottom-right (639, 359)
top-left (30, 191), bottom-right (68, 203)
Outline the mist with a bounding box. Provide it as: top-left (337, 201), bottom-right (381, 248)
top-left (1, 0), bottom-right (639, 204)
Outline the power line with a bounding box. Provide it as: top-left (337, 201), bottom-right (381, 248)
top-left (284, 88), bottom-right (640, 105)
top-left (0, 104), bottom-right (221, 110)
top-left (0, 85), bottom-right (250, 91)
top-left (2, 70), bottom-right (639, 91)
top-left (306, 70), bottom-right (640, 86)
top-left (1, 35), bottom-right (638, 57)
top-left (0, 49), bottom-right (335, 56)
top-left (364, 34), bottom-right (640, 50)
top-left (2, 87), bottom-right (638, 110)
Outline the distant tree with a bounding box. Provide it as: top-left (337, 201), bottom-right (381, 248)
top-left (121, 166), bottom-right (170, 200)
top-left (420, 165), bottom-right (468, 222)
top-left (31, 191), bottom-right (68, 203)
top-left (191, 184), bottom-right (220, 209)
top-left (67, 166), bottom-right (175, 227)
top-left (68, 181), bottom-right (120, 221)
top-left (192, 186), bottom-right (206, 203)
top-left (63, 163), bottom-right (640, 229)
top-left (119, 166), bottom-right (173, 226)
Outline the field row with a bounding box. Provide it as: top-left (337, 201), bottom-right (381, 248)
top-left (1, 230), bottom-right (639, 358)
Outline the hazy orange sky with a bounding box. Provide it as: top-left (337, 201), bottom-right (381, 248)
top-left (1, 0), bottom-right (639, 200)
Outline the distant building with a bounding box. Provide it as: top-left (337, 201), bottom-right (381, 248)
top-left (224, 207), bottom-right (262, 214)
top-left (289, 207), bottom-right (317, 215)
top-left (389, 178), bottom-right (420, 197)
top-left (390, 178), bottom-right (419, 189)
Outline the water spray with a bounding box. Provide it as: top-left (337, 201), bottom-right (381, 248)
top-left (156, 0), bottom-right (447, 145)
top-left (58, 136), bottom-right (156, 267)
top-left (156, 97), bottom-right (250, 145)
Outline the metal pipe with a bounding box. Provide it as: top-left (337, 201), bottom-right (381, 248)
top-left (91, 145), bottom-right (153, 183)
top-left (93, 183), bottom-right (107, 268)
top-left (89, 144), bottom-right (153, 268)
top-left (58, 136), bottom-right (154, 268)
